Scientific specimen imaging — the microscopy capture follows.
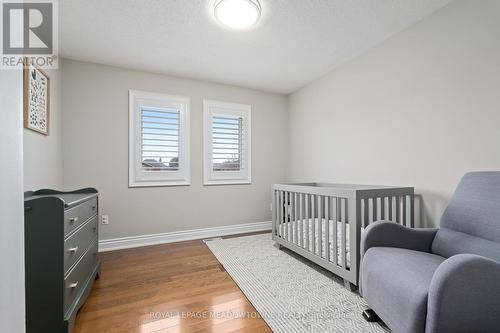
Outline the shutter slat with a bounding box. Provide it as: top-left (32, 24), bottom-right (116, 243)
top-left (212, 137), bottom-right (240, 140)
top-left (142, 109), bottom-right (179, 116)
top-left (142, 126), bottom-right (179, 131)
top-left (141, 144), bottom-right (179, 148)
top-left (141, 120), bottom-right (179, 126)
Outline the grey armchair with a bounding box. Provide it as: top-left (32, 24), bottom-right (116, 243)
top-left (360, 172), bottom-right (500, 333)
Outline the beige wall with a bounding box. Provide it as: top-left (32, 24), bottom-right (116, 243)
top-left (0, 69), bottom-right (25, 333)
top-left (24, 67), bottom-right (64, 190)
top-left (287, 0), bottom-right (500, 227)
top-left (62, 59), bottom-right (287, 240)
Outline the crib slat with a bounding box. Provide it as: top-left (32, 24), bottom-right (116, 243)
top-left (283, 191), bottom-right (287, 239)
top-left (290, 192), bottom-right (293, 236)
top-left (359, 200), bottom-right (365, 227)
top-left (283, 192), bottom-right (290, 240)
top-left (289, 192), bottom-right (292, 241)
top-left (338, 197), bottom-right (343, 265)
top-left (278, 191), bottom-right (283, 237)
top-left (345, 198), bottom-right (349, 268)
top-left (341, 198), bottom-right (347, 269)
top-left (273, 190), bottom-right (277, 236)
top-left (304, 193), bottom-right (308, 247)
top-left (410, 193), bottom-right (415, 228)
top-left (402, 195), bottom-right (407, 227)
top-left (276, 191), bottom-right (280, 236)
top-left (284, 192), bottom-right (288, 240)
top-left (288, 194), bottom-right (291, 244)
top-left (272, 190), bottom-right (275, 236)
top-left (311, 194), bottom-right (316, 255)
top-left (325, 196), bottom-right (330, 262)
top-left (292, 193), bottom-right (299, 245)
top-left (388, 196), bottom-right (393, 221)
top-left (338, 197), bottom-right (343, 222)
top-left (372, 198), bottom-right (378, 222)
top-left (332, 197), bottom-right (337, 263)
top-left (278, 190), bottom-right (282, 235)
top-left (289, 192), bottom-right (292, 242)
top-left (292, 193), bottom-right (294, 238)
top-left (292, 192), bottom-right (298, 245)
top-left (299, 193), bottom-right (303, 247)
top-left (396, 196), bottom-right (401, 224)
top-left (305, 194), bottom-right (309, 250)
top-left (285, 191), bottom-right (289, 237)
top-left (380, 197), bottom-right (385, 220)
top-left (363, 198), bottom-right (369, 227)
top-left (304, 194), bottom-right (310, 251)
top-left (317, 195), bottom-right (323, 258)
top-left (282, 191), bottom-right (286, 238)
top-left (286, 192), bottom-right (289, 231)
top-left (343, 198), bottom-right (347, 223)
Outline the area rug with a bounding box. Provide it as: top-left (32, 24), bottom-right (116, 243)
top-left (206, 233), bottom-right (388, 333)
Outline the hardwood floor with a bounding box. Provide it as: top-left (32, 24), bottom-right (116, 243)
top-left (74, 233), bottom-right (272, 333)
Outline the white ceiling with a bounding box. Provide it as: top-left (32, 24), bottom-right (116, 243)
top-left (60, 0), bottom-right (453, 94)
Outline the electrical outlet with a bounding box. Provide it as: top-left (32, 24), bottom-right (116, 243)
top-left (101, 214), bottom-right (109, 225)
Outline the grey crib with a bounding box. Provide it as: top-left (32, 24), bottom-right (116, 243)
top-left (272, 183), bottom-right (414, 289)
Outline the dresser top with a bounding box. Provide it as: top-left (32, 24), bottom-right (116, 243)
top-left (24, 188), bottom-right (98, 208)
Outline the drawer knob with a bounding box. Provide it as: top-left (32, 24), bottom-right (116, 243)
top-left (92, 205), bottom-right (97, 210)
top-left (68, 246), bottom-right (79, 253)
top-left (68, 281), bottom-right (79, 289)
top-left (69, 217), bottom-right (79, 224)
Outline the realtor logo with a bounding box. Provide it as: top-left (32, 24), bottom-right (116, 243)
top-left (1, 0), bottom-right (58, 68)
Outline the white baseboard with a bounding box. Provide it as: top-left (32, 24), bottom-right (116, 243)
top-left (98, 221), bottom-right (271, 252)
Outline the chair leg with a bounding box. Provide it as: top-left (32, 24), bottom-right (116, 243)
top-left (362, 309), bottom-right (381, 322)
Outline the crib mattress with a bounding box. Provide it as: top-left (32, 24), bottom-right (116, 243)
top-left (278, 218), bottom-right (351, 268)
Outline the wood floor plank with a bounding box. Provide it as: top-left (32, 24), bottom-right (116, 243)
top-left (74, 232), bottom-right (271, 333)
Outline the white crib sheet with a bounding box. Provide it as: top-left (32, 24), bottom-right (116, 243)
top-left (278, 218), bottom-right (352, 268)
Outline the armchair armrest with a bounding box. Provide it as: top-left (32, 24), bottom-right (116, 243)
top-left (426, 254), bottom-right (500, 333)
top-left (361, 221), bottom-right (438, 257)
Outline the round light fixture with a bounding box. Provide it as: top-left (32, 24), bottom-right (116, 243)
top-left (214, 0), bottom-right (261, 30)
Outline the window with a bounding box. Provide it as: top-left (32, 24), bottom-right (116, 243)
top-left (203, 100), bottom-right (251, 185)
top-left (129, 90), bottom-right (190, 187)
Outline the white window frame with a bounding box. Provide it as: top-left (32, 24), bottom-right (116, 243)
top-left (203, 99), bottom-right (251, 185)
top-left (129, 90), bottom-right (190, 187)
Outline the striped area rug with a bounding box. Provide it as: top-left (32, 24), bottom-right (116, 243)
top-left (206, 233), bottom-right (388, 333)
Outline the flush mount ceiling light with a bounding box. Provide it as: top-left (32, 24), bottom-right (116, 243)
top-left (214, 0), bottom-right (261, 29)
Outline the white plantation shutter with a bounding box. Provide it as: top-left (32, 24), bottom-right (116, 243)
top-left (141, 107), bottom-right (180, 171)
top-left (129, 90), bottom-right (190, 187)
top-left (204, 100), bottom-right (251, 185)
top-left (212, 115), bottom-right (243, 171)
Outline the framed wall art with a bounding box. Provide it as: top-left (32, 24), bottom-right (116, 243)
top-left (23, 61), bottom-right (50, 135)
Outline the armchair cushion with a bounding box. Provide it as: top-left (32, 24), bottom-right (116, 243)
top-left (361, 247), bottom-right (445, 333)
top-left (361, 221), bottom-right (438, 257)
top-left (432, 228), bottom-right (500, 262)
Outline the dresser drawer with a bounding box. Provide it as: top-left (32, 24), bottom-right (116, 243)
top-left (64, 216), bottom-right (98, 273)
top-left (64, 198), bottom-right (97, 236)
top-left (64, 241), bottom-right (98, 312)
